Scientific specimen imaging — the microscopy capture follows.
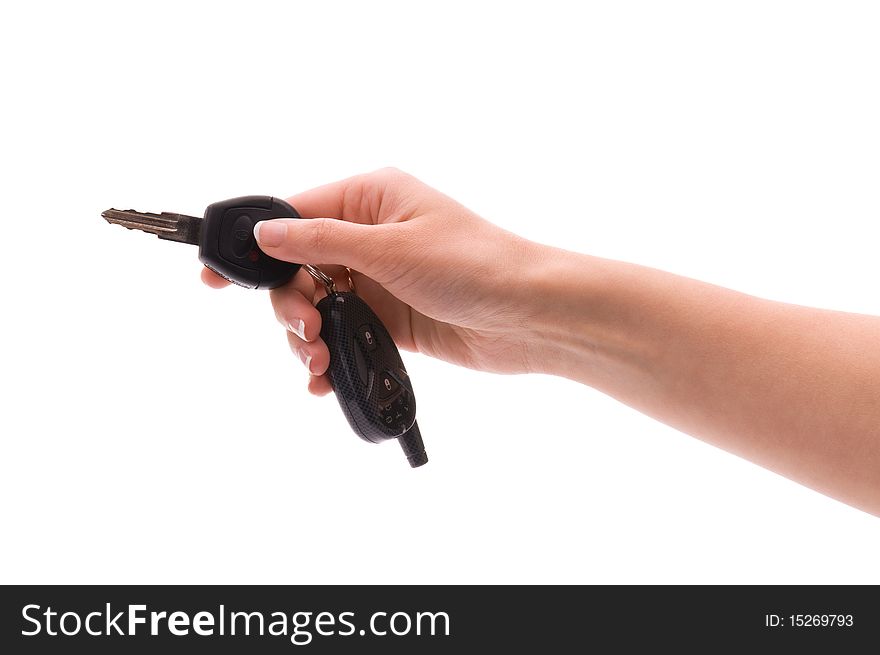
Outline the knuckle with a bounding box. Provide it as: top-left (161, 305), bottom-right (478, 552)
top-left (378, 165), bottom-right (403, 177)
top-left (368, 166), bottom-right (409, 187)
top-left (306, 218), bottom-right (336, 254)
top-left (344, 168), bottom-right (415, 222)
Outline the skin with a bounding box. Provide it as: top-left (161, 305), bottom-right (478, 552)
top-left (203, 168), bottom-right (880, 516)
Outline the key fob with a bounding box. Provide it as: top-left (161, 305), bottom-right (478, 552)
top-left (199, 195), bottom-right (302, 289)
top-left (317, 292), bottom-right (428, 466)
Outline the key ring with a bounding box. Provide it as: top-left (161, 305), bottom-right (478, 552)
top-left (304, 264), bottom-right (357, 295)
top-left (345, 267), bottom-right (357, 294)
top-left (304, 264), bottom-right (337, 295)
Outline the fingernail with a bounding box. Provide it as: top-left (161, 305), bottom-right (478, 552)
top-left (287, 318), bottom-right (308, 341)
top-left (254, 220), bottom-right (287, 247)
top-left (296, 347), bottom-right (312, 373)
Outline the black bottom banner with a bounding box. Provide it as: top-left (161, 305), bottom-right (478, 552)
top-left (1, 585), bottom-right (876, 653)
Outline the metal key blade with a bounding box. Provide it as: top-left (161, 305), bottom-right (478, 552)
top-left (101, 208), bottom-right (202, 245)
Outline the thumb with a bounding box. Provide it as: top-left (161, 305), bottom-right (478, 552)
top-left (253, 218), bottom-right (395, 272)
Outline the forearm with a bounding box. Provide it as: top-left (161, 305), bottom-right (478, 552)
top-left (526, 246), bottom-right (880, 515)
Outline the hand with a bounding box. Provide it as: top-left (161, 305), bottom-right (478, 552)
top-left (201, 168), bottom-right (549, 395)
top-left (201, 169), bottom-right (880, 514)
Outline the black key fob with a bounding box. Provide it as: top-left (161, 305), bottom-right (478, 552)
top-left (317, 291), bottom-right (428, 467)
top-left (200, 195), bottom-right (302, 289)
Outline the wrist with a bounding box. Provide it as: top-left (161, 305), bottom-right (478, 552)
top-left (517, 243), bottom-right (658, 386)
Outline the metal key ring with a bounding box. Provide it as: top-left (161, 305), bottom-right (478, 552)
top-left (303, 264), bottom-right (337, 295)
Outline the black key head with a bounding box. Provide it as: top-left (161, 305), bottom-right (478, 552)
top-left (199, 195), bottom-right (301, 289)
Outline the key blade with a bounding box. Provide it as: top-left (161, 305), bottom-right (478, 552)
top-left (102, 208), bottom-right (202, 245)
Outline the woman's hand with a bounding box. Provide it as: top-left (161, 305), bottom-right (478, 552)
top-left (203, 167), bottom-right (880, 514)
top-left (201, 168), bottom-right (550, 395)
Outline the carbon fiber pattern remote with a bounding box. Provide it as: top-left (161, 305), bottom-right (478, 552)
top-left (317, 291), bottom-right (428, 466)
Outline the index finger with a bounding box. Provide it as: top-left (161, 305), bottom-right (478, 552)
top-left (285, 167), bottom-right (410, 225)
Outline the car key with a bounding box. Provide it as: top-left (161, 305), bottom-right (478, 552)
top-left (103, 195), bottom-right (428, 467)
top-left (102, 195), bottom-right (302, 289)
top-left (307, 266), bottom-right (428, 468)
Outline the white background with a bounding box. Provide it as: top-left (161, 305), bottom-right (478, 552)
top-left (1, 1), bottom-right (878, 584)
